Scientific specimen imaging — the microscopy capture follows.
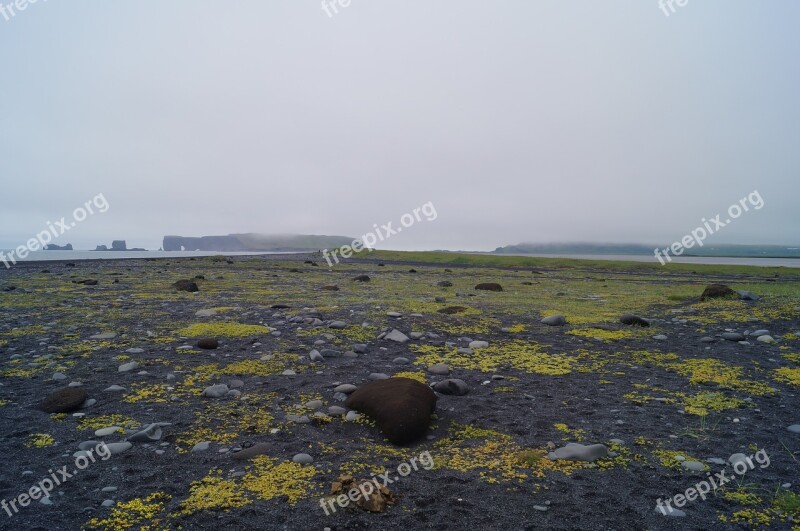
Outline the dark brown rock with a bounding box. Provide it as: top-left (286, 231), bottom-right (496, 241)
top-left (321, 285), bottom-right (340, 291)
top-left (197, 338), bottom-right (219, 350)
top-left (40, 387), bottom-right (88, 413)
top-left (475, 283), bottom-right (503, 292)
top-left (437, 306), bottom-right (468, 315)
top-left (620, 314), bottom-right (650, 327)
top-left (232, 443), bottom-right (271, 461)
top-left (173, 279), bottom-right (199, 292)
top-left (353, 275), bottom-right (371, 282)
top-left (345, 377), bottom-right (437, 445)
top-left (700, 284), bottom-right (736, 301)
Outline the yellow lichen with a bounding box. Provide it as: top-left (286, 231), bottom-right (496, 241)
top-left (774, 366), bottom-right (800, 386)
top-left (241, 456), bottom-right (318, 504)
top-left (86, 492), bottom-right (170, 530)
top-left (412, 340), bottom-right (575, 375)
top-left (77, 415), bottom-right (140, 432)
top-left (174, 471), bottom-right (250, 515)
top-left (392, 371), bottom-right (427, 383)
top-left (176, 322), bottom-right (272, 338)
top-left (25, 433), bottom-right (56, 448)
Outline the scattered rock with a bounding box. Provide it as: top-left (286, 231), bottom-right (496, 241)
top-left (656, 505), bottom-right (686, 517)
top-left (384, 329), bottom-right (410, 343)
top-left (721, 332), bottom-right (745, 342)
top-left (195, 309), bottom-right (217, 317)
top-left (128, 423), bottom-right (170, 443)
top-left (541, 315), bottom-right (567, 326)
top-left (737, 290), bottom-right (759, 301)
top-left (293, 453), bottom-right (314, 464)
top-left (475, 283), bottom-right (503, 292)
top-left (353, 275), bottom-right (371, 282)
top-left (191, 442), bottom-right (211, 453)
top-left (118, 362), bottom-right (140, 373)
top-left (201, 384), bottom-right (230, 398)
top-left (757, 335), bottom-right (776, 344)
top-left (433, 379), bottom-right (470, 396)
top-left (437, 281), bottom-right (453, 287)
top-left (728, 453), bottom-right (750, 469)
top-left (548, 443), bottom-right (609, 462)
top-left (104, 442), bottom-right (133, 455)
top-left (428, 363), bottom-right (450, 376)
top-left (95, 427), bottom-right (121, 437)
top-left (469, 340), bottom-right (489, 349)
top-left (681, 461), bottom-right (706, 472)
top-left (232, 443), bottom-right (271, 461)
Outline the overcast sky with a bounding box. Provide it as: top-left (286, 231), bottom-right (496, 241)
top-left (1, 1), bottom-right (798, 251)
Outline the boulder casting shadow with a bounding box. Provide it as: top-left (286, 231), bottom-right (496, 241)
top-left (345, 377), bottom-right (437, 445)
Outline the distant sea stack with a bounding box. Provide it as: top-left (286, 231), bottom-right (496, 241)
top-left (162, 233), bottom-right (356, 252)
top-left (94, 240), bottom-right (146, 251)
top-left (45, 243), bottom-right (73, 251)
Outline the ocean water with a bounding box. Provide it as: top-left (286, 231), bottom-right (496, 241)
top-left (0, 250), bottom-right (797, 268)
top-left (0, 250), bottom-right (296, 264)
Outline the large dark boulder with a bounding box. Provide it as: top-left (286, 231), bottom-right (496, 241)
top-left (475, 283), bottom-right (503, 292)
top-left (345, 378), bottom-right (437, 445)
top-left (620, 314), bottom-right (650, 327)
top-left (173, 279), bottom-right (199, 292)
top-left (197, 338), bottom-right (219, 350)
top-left (700, 284), bottom-right (736, 301)
top-left (437, 306), bottom-right (468, 315)
top-left (40, 387), bottom-right (88, 413)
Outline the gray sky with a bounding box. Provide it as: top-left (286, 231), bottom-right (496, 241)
top-left (1, 1), bottom-right (798, 251)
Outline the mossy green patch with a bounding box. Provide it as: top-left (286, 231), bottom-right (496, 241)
top-left (412, 340), bottom-right (575, 375)
top-left (176, 322), bottom-right (271, 338)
